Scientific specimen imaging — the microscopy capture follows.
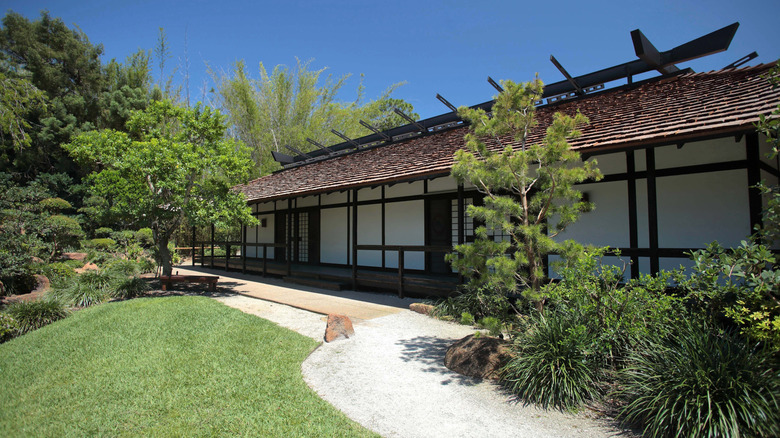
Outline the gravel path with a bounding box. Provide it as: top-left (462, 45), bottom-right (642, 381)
top-left (216, 294), bottom-right (631, 438)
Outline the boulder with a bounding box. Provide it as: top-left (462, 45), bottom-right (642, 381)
top-left (61, 252), bottom-right (88, 261)
top-left (31, 256), bottom-right (44, 264)
top-left (32, 275), bottom-right (50, 294)
top-left (324, 314), bottom-right (355, 342)
top-left (409, 302), bottom-right (435, 316)
top-left (444, 334), bottom-right (511, 380)
top-left (74, 263), bottom-right (100, 274)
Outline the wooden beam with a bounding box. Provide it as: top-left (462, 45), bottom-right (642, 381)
top-left (626, 151), bottom-right (639, 279)
top-left (646, 148), bottom-right (659, 274)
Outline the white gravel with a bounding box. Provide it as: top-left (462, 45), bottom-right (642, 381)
top-left (216, 294), bottom-right (632, 437)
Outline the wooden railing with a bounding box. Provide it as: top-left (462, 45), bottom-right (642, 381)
top-left (355, 245), bottom-right (452, 298)
top-left (192, 241), bottom-right (286, 276)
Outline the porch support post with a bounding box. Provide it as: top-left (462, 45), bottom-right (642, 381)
top-left (457, 183), bottom-right (464, 285)
top-left (351, 189), bottom-right (358, 290)
top-left (626, 151), bottom-right (639, 279)
top-left (191, 226), bottom-right (196, 266)
top-left (210, 224), bottom-right (215, 269)
top-left (746, 133), bottom-right (763, 236)
top-left (646, 148), bottom-right (659, 274)
top-left (262, 245), bottom-right (267, 277)
top-left (287, 198), bottom-right (292, 277)
top-left (242, 224), bottom-right (247, 274)
top-left (398, 249), bottom-right (405, 299)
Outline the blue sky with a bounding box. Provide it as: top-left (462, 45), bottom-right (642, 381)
top-left (5, 0), bottom-right (780, 119)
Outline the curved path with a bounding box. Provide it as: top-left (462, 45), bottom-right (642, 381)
top-left (176, 266), bottom-right (632, 437)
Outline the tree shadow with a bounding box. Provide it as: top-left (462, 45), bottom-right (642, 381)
top-left (395, 335), bottom-right (481, 386)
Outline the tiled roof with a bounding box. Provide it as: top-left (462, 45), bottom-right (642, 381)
top-left (237, 63), bottom-right (780, 203)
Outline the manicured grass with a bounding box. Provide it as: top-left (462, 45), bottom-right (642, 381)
top-left (0, 296), bottom-right (377, 437)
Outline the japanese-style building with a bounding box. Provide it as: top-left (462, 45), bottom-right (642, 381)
top-left (194, 24), bottom-right (780, 297)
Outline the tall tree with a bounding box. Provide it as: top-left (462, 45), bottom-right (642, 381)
top-left (448, 78), bottom-right (602, 311)
top-left (212, 59), bottom-right (418, 175)
top-left (65, 100), bottom-right (256, 275)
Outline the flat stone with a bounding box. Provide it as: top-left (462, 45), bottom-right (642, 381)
top-left (324, 314), bottom-right (355, 343)
top-left (32, 275), bottom-right (50, 294)
top-left (61, 252), bottom-right (88, 261)
top-left (444, 334), bottom-right (511, 380)
top-left (74, 263), bottom-right (100, 274)
top-left (409, 302), bottom-right (435, 315)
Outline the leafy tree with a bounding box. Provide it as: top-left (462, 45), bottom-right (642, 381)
top-left (448, 78), bottom-right (602, 311)
top-left (65, 100), bottom-right (257, 275)
top-left (0, 72), bottom-right (46, 154)
top-left (212, 58), bottom-right (418, 175)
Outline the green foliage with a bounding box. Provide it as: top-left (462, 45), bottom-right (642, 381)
top-left (0, 312), bottom-right (19, 342)
top-left (38, 197), bottom-right (71, 211)
top-left (111, 276), bottom-right (149, 300)
top-left (502, 310), bottom-right (600, 411)
top-left (39, 262), bottom-right (77, 286)
top-left (104, 259), bottom-right (141, 277)
top-left (50, 270), bottom-right (113, 308)
top-left (94, 227), bottom-right (114, 237)
top-left (545, 246), bottom-right (681, 367)
top-left (434, 284), bottom-right (513, 323)
top-left (4, 299), bottom-right (68, 334)
top-left (87, 238), bottom-right (117, 252)
top-left (0, 72), bottom-right (46, 153)
top-left (619, 322), bottom-right (779, 437)
top-left (212, 59), bottom-right (417, 175)
top-left (459, 312), bottom-right (475, 326)
top-left (448, 78), bottom-right (602, 309)
top-left (139, 258), bottom-right (156, 274)
top-left (676, 241), bottom-right (779, 348)
top-left (477, 317), bottom-right (503, 337)
top-left (135, 227), bottom-right (154, 247)
top-left (66, 99), bottom-right (257, 275)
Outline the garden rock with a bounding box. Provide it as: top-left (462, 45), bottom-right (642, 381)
top-left (444, 334), bottom-right (511, 380)
top-left (324, 314), bottom-right (354, 342)
top-left (75, 263), bottom-right (99, 274)
top-left (409, 302), bottom-right (435, 315)
top-left (32, 275), bottom-right (50, 294)
top-left (61, 252), bottom-right (88, 261)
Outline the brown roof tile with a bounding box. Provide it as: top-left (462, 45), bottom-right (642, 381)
top-left (237, 63), bottom-right (780, 203)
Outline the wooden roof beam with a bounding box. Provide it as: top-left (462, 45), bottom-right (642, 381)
top-left (393, 108), bottom-right (426, 132)
top-left (550, 55), bottom-right (585, 95)
top-left (631, 29), bottom-right (680, 74)
top-left (307, 138), bottom-right (334, 153)
top-left (331, 129), bottom-right (361, 149)
top-left (359, 120), bottom-right (391, 140)
top-left (435, 94), bottom-right (458, 113)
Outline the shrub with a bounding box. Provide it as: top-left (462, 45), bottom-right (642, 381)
top-left (459, 312), bottom-right (475, 326)
top-left (135, 228), bottom-right (154, 247)
top-left (139, 258), bottom-right (156, 274)
top-left (104, 259), bottom-right (141, 277)
top-left (39, 262), bottom-right (77, 286)
top-left (477, 316), bottom-right (503, 337)
top-left (434, 284), bottom-right (513, 322)
top-left (502, 310), bottom-right (599, 411)
top-left (0, 312), bottom-right (19, 342)
top-left (619, 322), bottom-right (779, 437)
top-left (86, 238), bottom-right (116, 252)
top-left (94, 227), bottom-right (113, 237)
top-left (5, 299), bottom-right (68, 334)
top-left (39, 197), bottom-right (72, 211)
top-left (50, 270), bottom-right (113, 308)
top-left (111, 276), bottom-right (149, 300)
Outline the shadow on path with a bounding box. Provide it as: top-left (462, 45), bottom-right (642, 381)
top-left (396, 335), bottom-right (480, 386)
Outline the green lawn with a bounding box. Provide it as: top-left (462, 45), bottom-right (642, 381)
top-left (0, 296), bottom-right (376, 437)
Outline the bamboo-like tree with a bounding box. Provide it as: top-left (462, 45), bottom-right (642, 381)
top-left (448, 78), bottom-right (602, 311)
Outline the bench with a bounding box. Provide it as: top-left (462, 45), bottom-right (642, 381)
top-left (159, 274), bottom-right (219, 292)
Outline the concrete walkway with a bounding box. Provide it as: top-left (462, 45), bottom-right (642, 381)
top-left (170, 266), bottom-right (417, 322)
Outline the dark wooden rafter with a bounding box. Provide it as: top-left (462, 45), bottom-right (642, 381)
top-left (359, 120), bottom-right (391, 140)
top-left (550, 55), bottom-right (585, 95)
top-left (307, 138), bottom-right (334, 154)
top-left (631, 29), bottom-right (681, 74)
top-left (393, 108), bottom-right (426, 132)
top-left (725, 51), bottom-right (758, 69)
top-left (487, 76), bottom-right (504, 92)
top-left (436, 94), bottom-right (458, 113)
top-left (284, 144), bottom-right (312, 159)
top-left (331, 129), bottom-right (361, 149)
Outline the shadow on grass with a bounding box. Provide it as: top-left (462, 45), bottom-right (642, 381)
top-left (395, 335), bottom-right (480, 386)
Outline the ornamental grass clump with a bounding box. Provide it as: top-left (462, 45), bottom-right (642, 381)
top-left (619, 321), bottom-right (780, 438)
top-left (50, 270), bottom-right (113, 307)
top-left (502, 310), bottom-right (600, 411)
top-left (4, 299), bottom-right (68, 334)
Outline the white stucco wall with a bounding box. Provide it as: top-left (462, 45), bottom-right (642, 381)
top-left (555, 181), bottom-right (629, 247)
top-left (357, 204), bottom-right (383, 267)
top-left (384, 200), bottom-right (425, 269)
top-left (386, 181), bottom-right (424, 198)
top-left (656, 169), bottom-right (749, 248)
top-left (321, 191), bottom-right (348, 205)
top-left (321, 207), bottom-right (348, 264)
top-left (427, 176), bottom-right (458, 193)
top-left (297, 195), bottom-right (318, 208)
top-left (358, 186), bottom-right (382, 201)
top-left (655, 137), bottom-right (745, 169)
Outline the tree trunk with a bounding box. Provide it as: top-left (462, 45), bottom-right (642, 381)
top-left (157, 234), bottom-right (173, 276)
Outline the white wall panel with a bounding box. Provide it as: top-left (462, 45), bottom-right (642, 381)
top-left (636, 179), bottom-right (649, 248)
top-left (655, 137), bottom-right (744, 169)
top-left (357, 204), bottom-right (382, 267)
top-left (657, 170), bottom-right (749, 248)
top-left (427, 176), bottom-right (458, 193)
top-left (588, 152), bottom-right (625, 175)
top-left (321, 207), bottom-right (348, 264)
top-left (386, 181), bottom-right (423, 198)
top-left (358, 186), bottom-right (382, 201)
top-left (321, 192), bottom-right (348, 205)
top-left (385, 200), bottom-right (424, 269)
top-left (555, 181), bottom-right (629, 247)
top-left (297, 195), bottom-right (318, 208)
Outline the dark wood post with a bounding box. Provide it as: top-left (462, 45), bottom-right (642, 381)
top-left (457, 183), bottom-right (464, 285)
top-left (242, 225), bottom-right (247, 274)
top-left (286, 198), bottom-right (292, 277)
top-left (210, 224), bottom-right (215, 269)
top-left (351, 189), bottom-right (358, 290)
top-left (626, 151), bottom-right (639, 279)
top-left (262, 245), bottom-right (267, 277)
top-left (746, 133), bottom-right (763, 236)
top-left (398, 248), bottom-right (405, 299)
top-left (191, 226), bottom-right (196, 266)
top-left (646, 148), bottom-right (659, 275)
top-left (225, 241), bottom-right (230, 272)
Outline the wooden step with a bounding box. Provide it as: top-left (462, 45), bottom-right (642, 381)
top-left (283, 276), bottom-right (348, 291)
